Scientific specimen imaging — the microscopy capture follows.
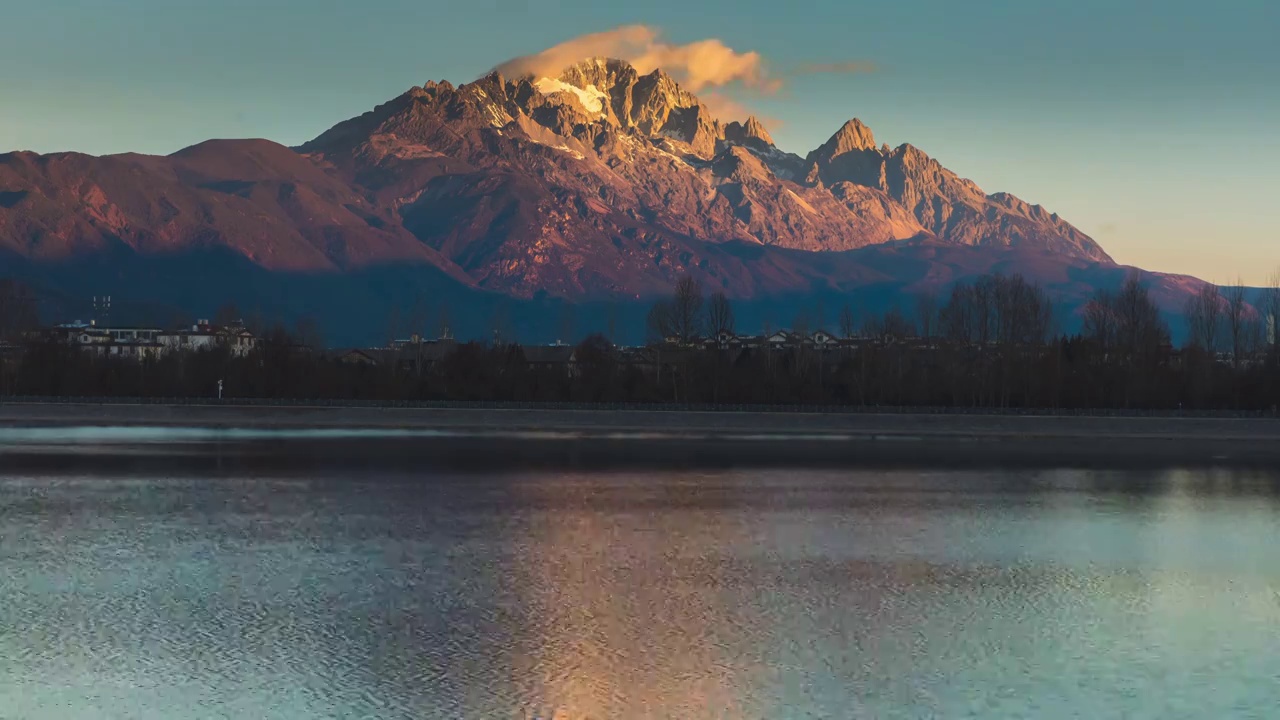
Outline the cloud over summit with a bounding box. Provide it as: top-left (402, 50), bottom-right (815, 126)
top-left (492, 25), bottom-right (872, 125)
top-left (494, 25), bottom-right (775, 93)
top-left (495, 25), bottom-right (871, 92)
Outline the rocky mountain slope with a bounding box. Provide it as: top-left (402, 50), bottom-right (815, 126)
top-left (0, 56), bottom-right (1178, 343)
top-left (297, 57), bottom-right (1110, 297)
top-left (0, 140), bottom-right (467, 276)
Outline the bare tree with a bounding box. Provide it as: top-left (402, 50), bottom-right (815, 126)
top-left (385, 305), bottom-right (401, 347)
top-left (1266, 269), bottom-right (1280, 352)
top-left (1113, 273), bottom-right (1169, 359)
top-left (880, 307), bottom-right (915, 341)
top-left (605, 302), bottom-right (619, 345)
top-left (792, 311), bottom-right (811, 340)
top-left (490, 301), bottom-right (512, 347)
top-left (860, 314), bottom-right (882, 340)
top-left (245, 309), bottom-right (266, 337)
top-left (0, 279), bottom-right (38, 342)
top-left (839, 303), bottom-right (858, 339)
top-left (791, 311), bottom-right (812, 377)
top-left (408, 293), bottom-right (428, 339)
top-left (1184, 283), bottom-right (1222, 352)
top-left (1078, 274), bottom-right (1169, 407)
top-left (1027, 283), bottom-right (1055, 346)
top-left (213, 303), bottom-right (242, 328)
top-left (705, 291), bottom-right (735, 337)
top-left (991, 275), bottom-right (1053, 346)
top-left (1084, 273), bottom-right (1169, 367)
top-left (436, 303), bottom-right (452, 340)
top-left (1082, 289), bottom-right (1117, 351)
top-left (557, 303), bottom-right (576, 345)
top-left (665, 275), bottom-right (705, 345)
top-left (293, 316), bottom-right (324, 351)
top-left (1244, 313), bottom-right (1266, 362)
top-left (863, 307), bottom-right (912, 341)
top-left (646, 300), bottom-right (674, 344)
top-left (938, 274), bottom-right (1050, 347)
top-left (1224, 279), bottom-right (1248, 369)
top-left (972, 276), bottom-right (994, 346)
top-left (916, 291), bottom-right (938, 341)
top-left (940, 283), bottom-right (977, 344)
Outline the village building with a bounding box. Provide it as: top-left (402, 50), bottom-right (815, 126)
top-left (522, 344), bottom-right (578, 377)
top-left (335, 348), bottom-right (382, 366)
top-left (38, 318), bottom-right (259, 360)
top-left (390, 335), bottom-right (459, 374)
top-left (157, 319), bottom-right (258, 357)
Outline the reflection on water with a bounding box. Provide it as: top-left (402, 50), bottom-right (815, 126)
top-left (0, 426), bottom-right (451, 442)
top-left (2, 458), bottom-right (1279, 719)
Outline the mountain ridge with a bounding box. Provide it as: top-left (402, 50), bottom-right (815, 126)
top-left (0, 55), bottom-right (1184, 343)
top-left (295, 57), bottom-right (1111, 291)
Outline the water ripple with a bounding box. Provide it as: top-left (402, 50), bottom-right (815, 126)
top-left (2, 467), bottom-right (1279, 718)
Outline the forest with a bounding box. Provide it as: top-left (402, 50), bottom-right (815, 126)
top-left (2, 274), bottom-right (1279, 412)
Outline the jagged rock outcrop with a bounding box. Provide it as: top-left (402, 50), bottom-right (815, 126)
top-left (725, 116), bottom-right (775, 150)
top-left (814, 118), bottom-right (879, 157)
top-left (806, 121), bottom-right (1110, 262)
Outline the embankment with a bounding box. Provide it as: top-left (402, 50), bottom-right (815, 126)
top-left (2, 402), bottom-right (1279, 469)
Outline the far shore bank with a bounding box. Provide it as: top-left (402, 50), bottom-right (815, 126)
top-left (3, 401), bottom-right (1280, 468)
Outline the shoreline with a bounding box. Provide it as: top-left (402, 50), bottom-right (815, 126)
top-left (3, 401), bottom-right (1280, 468)
top-left (3, 400), bottom-right (1280, 436)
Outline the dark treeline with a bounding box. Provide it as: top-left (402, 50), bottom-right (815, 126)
top-left (2, 273), bottom-right (1280, 411)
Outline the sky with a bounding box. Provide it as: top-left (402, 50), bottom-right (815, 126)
top-left (2, 0), bottom-right (1277, 283)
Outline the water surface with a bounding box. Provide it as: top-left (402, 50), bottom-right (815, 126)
top-left (2, 439), bottom-right (1278, 718)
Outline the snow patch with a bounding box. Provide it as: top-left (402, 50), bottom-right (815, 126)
top-left (524, 133), bottom-right (586, 160)
top-left (745, 145), bottom-right (800, 181)
top-left (553, 145), bottom-right (586, 160)
top-left (534, 78), bottom-right (608, 115)
top-left (786, 189), bottom-right (816, 214)
top-left (759, 146), bottom-right (793, 161)
top-left (484, 103), bottom-right (512, 128)
top-left (651, 144), bottom-right (685, 164)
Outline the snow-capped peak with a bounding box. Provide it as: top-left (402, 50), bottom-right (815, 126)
top-left (533, 77), bottom-right (609, 116)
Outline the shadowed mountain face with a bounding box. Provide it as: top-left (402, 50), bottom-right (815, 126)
top-left (0, 57), bottom-right (1197, 344)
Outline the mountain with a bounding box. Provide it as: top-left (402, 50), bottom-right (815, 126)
top-left (0, 140), bottom-right (467, 274)
top-left (804, 120), bottom-right (1110, 262)
top-left (299, 57), bottom-right (1110, 294)
top-left (0, 57), bottom-right (1197, 344)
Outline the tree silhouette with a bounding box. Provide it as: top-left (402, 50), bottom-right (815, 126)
top-left (1224, 279), bottom-right (1249, 370)
top-left (647, 275), bottom-right (705, 345)
top-left (0, 279), bottom-right (38, 342)
top-left (706, 291), bottom-right (735, 337)
top-left (1185, 283), bottom-right (1222, 353)
top-left (839, 304), bottom-right (858, 339)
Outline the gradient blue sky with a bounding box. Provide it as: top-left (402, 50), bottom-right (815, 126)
top-left (3, 0), bottom-right (1277, 282)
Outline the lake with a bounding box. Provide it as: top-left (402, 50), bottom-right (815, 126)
top-left (2, 432), bottom-right (1279, 719)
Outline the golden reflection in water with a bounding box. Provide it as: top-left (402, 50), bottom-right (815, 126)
top-left (504, 472), bottom-right (761, 719)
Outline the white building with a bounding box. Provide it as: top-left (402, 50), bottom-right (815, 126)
top-left (158, 319), bottom-right (258, 357)
top-left (54, 321), bottom-right (161, 344)
top-left (811, 329), bottom-right (839, 350)
top-left (105, 327), bottom-right (161, 343)
top-left (51, 318), bottom-right (257, 359)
